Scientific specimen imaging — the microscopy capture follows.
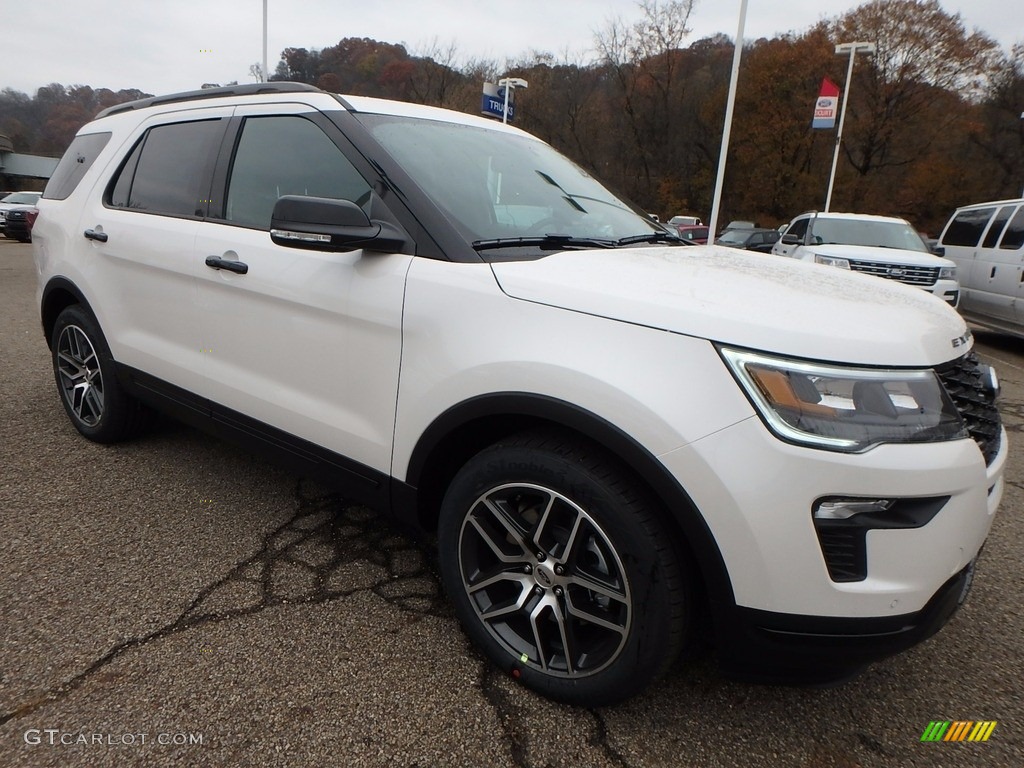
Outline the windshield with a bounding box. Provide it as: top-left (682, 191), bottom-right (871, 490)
top-left (716, 229), bottom-right (750, 245)
top-left (1, 192), bottom-right (41, 205)
top-left (809, 218), bottom-right (929, 252)
top-left (358, 114), bottom-right (662, 246)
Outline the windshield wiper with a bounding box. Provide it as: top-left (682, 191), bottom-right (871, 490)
top-left (616, 231), bottom-right (684, 246)
top-left (472, 234), bottom-right (617, 251)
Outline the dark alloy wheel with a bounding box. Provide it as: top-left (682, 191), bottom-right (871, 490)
top-left (438, 431), bottom-right (689, 706)
top-left (51, 305), bottom-right (152, 443)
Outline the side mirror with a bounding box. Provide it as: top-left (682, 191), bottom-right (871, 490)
top-left (780, 233), bottom-right (800, 245)
top-left (931, 245), bottom-right (945, 257)
top-left (270, 195), bottom-right (413, 253)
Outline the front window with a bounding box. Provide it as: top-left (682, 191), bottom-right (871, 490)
top-left (809, 218), bottom-right (930, 252)
top-left (941, 207), bottom-right (994, 247)
top-left (225, 115), bottom-right (370, 230)
top-left (357, 114), bottom-right (661, 248)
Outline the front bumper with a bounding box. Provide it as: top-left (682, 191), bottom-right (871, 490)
top-left (713, 558), bottom-right (978, 684)
top-left (659, 411), bottom-right (1006, 681)
top-left (926, 278), bottom-right (960, 307)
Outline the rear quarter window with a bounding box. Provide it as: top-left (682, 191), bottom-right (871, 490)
top-left (42, 132), bottom-right (112, 201)
top-left (941, 207), bottom-right (995, 247)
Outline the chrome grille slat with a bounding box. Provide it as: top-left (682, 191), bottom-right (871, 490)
top-left (848, 259), bottom-right (939, 286)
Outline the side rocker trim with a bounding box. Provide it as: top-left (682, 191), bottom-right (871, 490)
top-left (115, 364), bottom-right (391, 510)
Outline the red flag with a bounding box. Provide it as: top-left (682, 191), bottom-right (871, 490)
top-left (812, 78), bottom-right (840, 129)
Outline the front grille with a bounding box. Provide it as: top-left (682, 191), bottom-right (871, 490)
top-left (848, 259), bottom-right (939, 287)
top-left (937, 352), bottom-right (1001, 465)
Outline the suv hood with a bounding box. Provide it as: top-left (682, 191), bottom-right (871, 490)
top-left (490, 246), bottom-right (968, 367)
top-left (800, 243), bottom-right (955, 268)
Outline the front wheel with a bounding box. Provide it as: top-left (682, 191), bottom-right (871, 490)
top-left (438, 432), bottom-right (689, 706)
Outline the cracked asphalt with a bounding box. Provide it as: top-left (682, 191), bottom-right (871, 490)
top-left (1, 239), bottom-right (1022, 767)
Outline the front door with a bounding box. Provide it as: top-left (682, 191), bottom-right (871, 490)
top-left (194, 105), bottom-right (411, 478)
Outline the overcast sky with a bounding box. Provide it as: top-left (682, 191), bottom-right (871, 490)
top-left (2, 0), bottom-right (1017, 97)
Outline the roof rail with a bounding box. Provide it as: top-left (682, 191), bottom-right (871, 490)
top-left (95, 82), bottom-right (323, 119)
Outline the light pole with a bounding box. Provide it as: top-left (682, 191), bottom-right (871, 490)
top-left (707, 0), bottom-right (748, 242)
top-left (497, 77), bottom-right (528, 124)
top-left (824, 41), bottom-right (875, 212)
top-left (262, 0), bottom-right (268, 83)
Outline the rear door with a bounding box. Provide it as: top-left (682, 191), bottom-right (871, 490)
top-left (193, 104), bottom-right (412, 479)
top-left (77, 108), bottom-right (230, 393)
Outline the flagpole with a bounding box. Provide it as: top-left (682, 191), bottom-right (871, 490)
top-left (824, 42), bottom-right (875, 212)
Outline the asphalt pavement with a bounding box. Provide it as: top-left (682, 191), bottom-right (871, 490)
top-left (1, 238), bottom-right (1022, 767)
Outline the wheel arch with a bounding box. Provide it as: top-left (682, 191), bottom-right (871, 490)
top-left (40, 277), bottom-right (93, 349)
top-left (400, 392), bottom-right (736, 609)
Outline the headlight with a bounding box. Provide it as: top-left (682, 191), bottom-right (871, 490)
top-left (814, 254), bottom-right (850, 269)
top-left (720, 348), bottom-right (967, 451)
top-left (939, 265), bottom-right (956, 279)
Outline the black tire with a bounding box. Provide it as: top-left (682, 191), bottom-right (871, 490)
top-left (438, 431), bottom-right (689, 706)
top-left (51, 305), bottom-right (152, 443)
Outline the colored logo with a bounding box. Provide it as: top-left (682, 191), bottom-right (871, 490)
top-left (921, 721), bottom-right (997, 742)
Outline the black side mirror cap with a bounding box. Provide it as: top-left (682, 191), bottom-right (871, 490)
top-left (270, 195), bottom-right (413, 253)
top-left (780, 233), bottom-right (800, 245)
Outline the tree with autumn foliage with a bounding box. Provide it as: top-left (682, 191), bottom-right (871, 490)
top-left (823, 0), bottom-right (1003, 225)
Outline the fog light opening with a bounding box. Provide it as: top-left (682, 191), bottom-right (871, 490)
top-left (814, 498), bottom-right (895, 521)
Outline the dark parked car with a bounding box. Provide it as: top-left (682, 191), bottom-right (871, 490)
top-left (4, 206), bottom-right (38, 242)
top-left (720, 220), bottom-right (757, 233)
top-left (715, 227), bottom-right (780, 253)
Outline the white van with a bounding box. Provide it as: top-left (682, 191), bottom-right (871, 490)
top-left (938, 198), bottom-right (1024, 337)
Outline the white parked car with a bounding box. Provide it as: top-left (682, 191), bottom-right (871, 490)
top-left (773, 211), bottom-right (961, 306)
top-left (31, 83), bottom-right (1004, 705)
top-left (668, 214), bottom-right (702, 226)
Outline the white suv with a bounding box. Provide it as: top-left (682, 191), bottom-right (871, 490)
top-left (773, 211), bottom-right (961, 306)
top-left (32, 83), bottom-right (1005, 705)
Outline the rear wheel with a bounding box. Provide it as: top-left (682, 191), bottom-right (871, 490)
top-left (51, 305), bottom-right (152, 443)
top-left (438, 431), bottom-right (689, 705)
